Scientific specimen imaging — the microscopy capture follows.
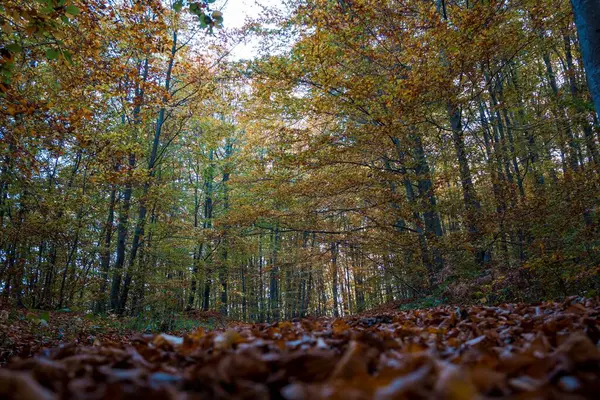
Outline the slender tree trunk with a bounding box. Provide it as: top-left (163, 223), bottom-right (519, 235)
top-left (389, 136), bottom-right (434, 286)
top-left (188, 177), bottom-right (201, 308)
top-left (119, 33), bottom-right (178, 313)
top-left (110, 157), bottom-right (134, 311)
top-left (97, 188), bottom-right (116, 313)
top-left (202, 150), bottom-right (214, 311)
top-left (411, 133), bottom-right (444, 274)
top-left (508, 64), bottom-right (546, 189)
top-left (58, 165), bottom-right (89, 308)
top-left (479, 100), bottom-right (505, 267)
top-left (110, 59), bottom-right (149, 312)
top-left (449, 104), bottom-right (486, 265)
top-left (331, 241), bottom-right (339, 318)
top-left (269, 226), bottom-right (280, 321)
top-left (219, 139), bottom-right (233, 315)
top-left (258, 232), bottom-right (265, 321)
top-left (543, 51), bottom-right (580, 171)
top-left (436, 0), bottom-right (485, 268)
top-left (241, 260), bottom-right (247, 320)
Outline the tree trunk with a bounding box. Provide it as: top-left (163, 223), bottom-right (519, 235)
top-left (219, 139), bottom-right (233, 315)
top-left (448, 104), bottom-right (485, 266)
top-left (437, 0), bottom-right (484, 267)
top-left (331, 241), bottom-right (339, 318)
top-left (119, 32), bottom-right (178, 314)
top-left (269, 227), bottom-right (280, 321)
top-left (202, 150), bottom-right (215, 311)
top-left (388, 136), bottom-right (433, 286)
top-left (110, 58), bottom-right (149, 312)
top-left (543, 50), bottom-right (580, 171)
top-left (571, 0), bottom-right (600, 118)
top-left (563, 32), bottom-right (600, 170)
top-left (96, 188), bottom-right (116, 313)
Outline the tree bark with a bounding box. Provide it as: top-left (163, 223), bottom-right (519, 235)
top-left (571, 0), bottom-right (600, 118)
top-left (119, 32), bottom-right (178, 313)
top-left (96, 187), bottom-right (116, 313)
top-left (110, 58), bottom-right (149, 312)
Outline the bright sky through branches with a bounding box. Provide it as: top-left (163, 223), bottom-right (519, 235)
top-left (221, 0), bottom-right (282, 59)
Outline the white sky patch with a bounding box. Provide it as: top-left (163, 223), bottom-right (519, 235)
top-left (219, 0), bottom-right (286, 60)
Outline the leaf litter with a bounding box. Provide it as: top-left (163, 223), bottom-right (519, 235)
top-left (1, 297), bottom-right (599, 399)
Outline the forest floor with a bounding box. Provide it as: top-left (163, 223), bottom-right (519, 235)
top-left (0, 298), bottom-right (599, 399)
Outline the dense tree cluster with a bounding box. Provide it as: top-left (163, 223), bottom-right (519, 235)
top-left (0, 0), bottom-right (598, 322)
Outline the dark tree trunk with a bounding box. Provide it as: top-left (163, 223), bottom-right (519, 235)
top-left (331, 241), bottom-right (339, 318)
top-left (269, 227), bottom-right (280, 321)
top-left (97, 188), bottom-right (116, 313)
top-left (219, 139), bottom-right (233, 316)
top-left (110, 159), bottom-right (134, 312)
top-left (110, 58), bottom-right (149, 312)
top-left (119, 32), bottom-right (178, 314)
top-left (543, 51), bottom-right (580, 171)
top-left (448, 104), bottom-right (485, 266)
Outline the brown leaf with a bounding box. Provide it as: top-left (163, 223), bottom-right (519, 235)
top-left (0, 369), bottom-right (55, 400)
top-left (375, 363), bottom-right (432, 399)
top-left (214, 329), bottom-right (245, 350)
top-left (332, 319), bottom-right (350, 335)
top-left (329, 341), bottom-right (369, 381)
top-left (153, 334), bottom-right (184, 348)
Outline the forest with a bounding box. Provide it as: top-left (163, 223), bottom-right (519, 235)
top-left (0, 0), bottom-right (599, 398)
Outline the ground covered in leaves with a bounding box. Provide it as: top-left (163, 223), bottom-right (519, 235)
top-left (0, 307), bottom-right (225, 365)
top-left (1, 298), bottom-right (599, 399)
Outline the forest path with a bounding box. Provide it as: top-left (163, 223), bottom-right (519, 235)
top-left (1, 298), bottom-right (599, 399)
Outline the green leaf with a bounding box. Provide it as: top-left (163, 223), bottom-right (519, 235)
top-left (39, 311), bottom-right (50, 322)
top-left (173, 0), bottom-right (184, 12)
top-left (65, 5), bottom-right (80, 16)
top-left (1, 70), bottom-right (13, 85)
top-left (207, 0), bottom-right (216, 3)
top-left (46, 48), bottom-right (59, 60)
top-left (41, 5), bottom-right (54, 14)
top-left (6, 43), bottom-right (22, 53)
top-left (62, 50), bottom-right (73, 64)
top-left (199, 14), bottom-right (207, 28)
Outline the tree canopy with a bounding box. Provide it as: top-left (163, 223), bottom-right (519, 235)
top-left (0, 0), bottom-right (598, 323)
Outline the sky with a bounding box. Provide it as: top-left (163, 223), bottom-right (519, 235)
top-left (218, 0), bottom-right (283, 60)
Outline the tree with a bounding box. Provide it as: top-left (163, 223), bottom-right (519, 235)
top-left (0, 0), bottom-right (598, 320)
top-left (571, 0), bottom-right (600, 117)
